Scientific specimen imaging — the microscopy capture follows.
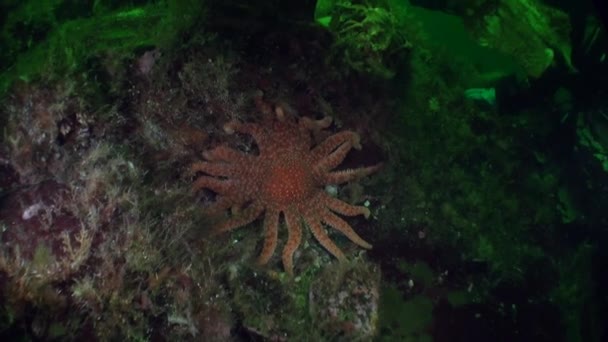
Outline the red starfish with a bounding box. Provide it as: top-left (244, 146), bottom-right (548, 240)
top-left (191, 106), bottom-right (381, 275)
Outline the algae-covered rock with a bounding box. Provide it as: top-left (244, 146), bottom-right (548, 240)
top-left (309, 259), bottom-right (381, 340)
top-left (229, 257), bottom-right (380, 340)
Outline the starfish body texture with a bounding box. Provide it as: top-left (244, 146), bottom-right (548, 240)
top-left (191, 107), bottom-right (381, 275)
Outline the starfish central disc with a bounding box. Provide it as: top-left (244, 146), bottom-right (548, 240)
top-left (263, 161), bottom-right (313, 205)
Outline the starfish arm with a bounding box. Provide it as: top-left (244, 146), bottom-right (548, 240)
top-left (213, 204), bottom-right (264, 234)
top-left (189, 161), bottom-right (236, 177)
top-left (311, 131), bottom-right (360, 162)
top-left (281, 209), bottom-right (302, 276)
top-left (303, 214), bottom-right (346, 262)
top-left (321, 210), bottom-right (372, 249)
top-left (322, 163), bottom-right (383, 185)
top-left (299, 115), bottom-right (333, 131)
top-left (203, 145), bottom-right (254, 163)
top-left (257, 209), bottom-right (279, 266)
top-left (320, 192), bottom-right (371, 218)
top-left (314, 142), bottom-right (353, 175)
top-left (193, 176), bottom-right (233, 194)
top-left (223, 121), bottom-right (269, 151)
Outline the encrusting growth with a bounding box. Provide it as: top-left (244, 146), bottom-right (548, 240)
top-left (190, 102), bottom-right (381, 275)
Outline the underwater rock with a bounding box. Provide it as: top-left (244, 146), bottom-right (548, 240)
top-left (0, 180), bottom-right (81, 260)
top-left (309, 260), bottom-right (381, 340)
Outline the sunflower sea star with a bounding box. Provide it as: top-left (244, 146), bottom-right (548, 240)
top-left (190, 105), bottom-right (381, 275)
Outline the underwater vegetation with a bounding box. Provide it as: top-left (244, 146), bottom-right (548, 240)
top-left (1, 0), bottom-right (607, 341)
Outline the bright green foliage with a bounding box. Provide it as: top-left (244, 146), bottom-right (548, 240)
top-left (370, 7), bottom-right (563, 280)
top-left (314, 0), bottom-right (335, 26)
top-left (462, 0), bottom-right (573, 78)
top-left (316, 0), bottom-right (411, 79)
top-left (0, 0), bottom-right (205, 96)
